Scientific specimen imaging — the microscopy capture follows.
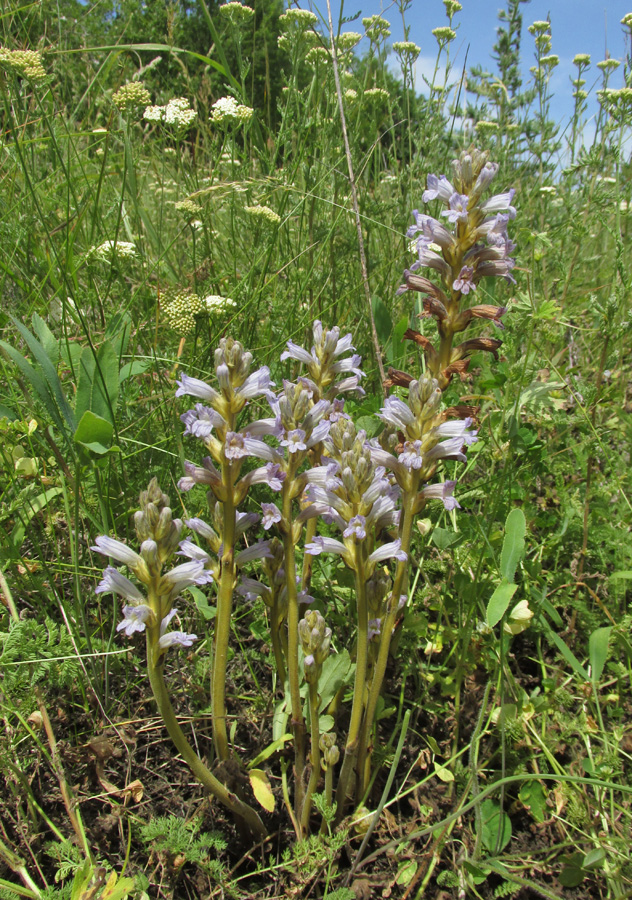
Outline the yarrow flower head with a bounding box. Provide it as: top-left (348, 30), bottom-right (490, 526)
top-left (88, 240), bottom-right (137, 261)
top-left (113, 82), bottom-right (151, 114)
top-left (163, 290), bottom-right (204, 335)
top-left (144, 97), bottom-right (197, 134)
top-left (279, 8), bottom-right (318, 30)
top-left (363, 15), bottom-right (391, 42)
top-left (432, 26), bottom-right (456, 43)
top-left (0, 48), bottom-right (48, 84)
top-left (203, 294), bottom-right (237, 314)
top-left (244, 204), bottom-right (281, 225)
top-left (573, 53), bottom-right (591, 66)
top-left (210, 96), bottom-right (254, 125)
top-left (219, 2), bottom-right (255, 25)
top-left (393, 41), bottom-right (421, 62)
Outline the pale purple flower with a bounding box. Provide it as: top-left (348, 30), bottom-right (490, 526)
top-left (178, 458), bottom-right (222, 492)
top-left (399, 440), bottom-right (424, 470)
top-left (164, 560), bottom-right (213, 594)
top-left (180, 404), bottom-right (225, 440)
top-left (281, 428), bottom-right (307, 453)
top-left (280, 341), bottom-right (314, 366)
top-left (177, 538), bottom-right (213, 565)
top-left (237, 577), bottom-right (270, 601)
top-left (305, 535), bottom-right (349, 557)
top-left (334, 375), bottom-right (365, 396)
top-left (434, 418), bottom-right (478, 445)
top-left (236, 366), bottom-right (274, 400)
top-left (185, 517), bottom-right (217, 540)
top-left (473, 162), bottom-right (499, 194)
top-left (330, 354), bottom-right (364, 378)
top-left (453, 266), bottom-right (476, 294)
top-left (476, 258), bottom-right (516, 284)
top-left (368, 618), bottom-right (382, 640)
top-left (425, 437), bottom-right (468, 463)
top-left (96, 567), bottom-right (144, 602)
top-left (306, 420), bottom-right (330, 448)
top-left (158, 630), bottom-right (198, 650)
top-left (343, 515), bottom-right (367, 541)
top-left (480, 189), bottom-right (516, 219)
top-left (412, 245), bottom-right (451, 279)
top-left (368, 540), bottom-right (407, 564)
top-left (377, 396), bottom-right (415, 431)
top-left (420, 480), bottom-right (461, 511)
top-left (224, 431), bottom-right (249, 459)
top-left (91, 536), bottom-right (143, 570)
top-left (117, 604), bottom-right (153, 636)
top-left (175, 373), bottom-right (220, 404)
top-left (238, 462), bottom-right (286, 492)
top-left (422, 173), bottom-right (456, 203)
top-left (407, 211), bottom-right (454, 250)
top-left (235, 541), bottom-right (273, 565)
top-left (261, 503), bottom-right (282, 530)
top-left (235, 511), bottom-right (260, 536)
top-left (442, 192), bottom-right (469, 224)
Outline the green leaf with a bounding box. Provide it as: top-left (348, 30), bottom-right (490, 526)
top-left (395, 860), bottom-right (418, 887)
top-left (371, 295), bottom-right (392, 347)
top-left (10, 316), bottom-right (75, 433)
top-left (75, 342), bottom-right (119, 425)
top-left (434, 764), bottom-right (454, 783)
top-left (558, 853), bottom-right (585, 888)
top-left (119, 359), bottom-right (150, 382)
top-left (519, 781), bottom-right (547, 824)
top-left (189, 587), bottom-right (216, 621)
top-left (479, 799), bottom-right (512, 853)
top-left (610, 570), bottom-right (632, 580)
top-left (582, 848), bottom-right (605, 870)
top-left (31, 312), bottom-right (60, 366)
top-left (431, 526), bottom-right (460, 550)
top-left (0, 340), bottom-right (72, 442)
top-left (589, 626), bottom-right (612, 682)
top-left (73, 410), bottom-right (113, 455)
top-left (462, 860), bottom-right (491, 885)
top-left (248, 734), bottom-right (292, 769)
top-left (486, 580), bottom-right (518, 628)
top-left (317, 650), bottom-right (354, 711)
top-left (500, 508), bottom-right (526, 582)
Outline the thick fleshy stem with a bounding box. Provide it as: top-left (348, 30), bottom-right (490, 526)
top-left (282, 478), bottom-right (306, 816)
top-left (335, 542), bottom-right (369, 815)
top-left (145, 614), bottom-right (266, 839)
top-left (270, 593), bottom-right (287, 688)
top-left (300, 678), bottom-right (321, 832)
top-left (212, 458), bottom-right (237, 762)
top-left (355, 471), bottom-right (421, 797)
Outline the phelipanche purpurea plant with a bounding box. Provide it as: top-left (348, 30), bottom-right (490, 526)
top-left (92, 147), bottom-right (516, 840)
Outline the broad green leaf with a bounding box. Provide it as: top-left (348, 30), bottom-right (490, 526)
top-left (558, 853), bottom-right (585, 888)
top-left (73, 410), bottom-right (113, 455)
top-left (100, 872), bottom-right (136, 900)
top-left (431, 526), bottom-right (460, 550)
top-left (317, 650), bottom-right (354, 711)
top-left (486, 580), bottom-right (518, 628)
top-left (75, 342), bottom-right (119, 425)
top-left (0, 403), bottom-right (17, 420)
top-left (31, 312), bottom-right (60, 366)
top-left (119, 359), bottom-right (150, 382)
top-left (589, 626), bottom-right (612, 682)
top-left (519, 781), bottom-right (547, 824)
top-left (189, 587), bottom-right (216, 621)
top-left (462, 860), bottom-right (491, 885)
top-left (500, 508), bottom-right (526, 582)
top-left (583, 848), bottom-right (605, 870)
top-left (0, 340), bottom-right (71, 441)
top-left (249, 769), bottom-right (275, 812)
top-left (11, 316), bottom-right (75, 432)
top-left (434, 764), bottom-right (454, 783)
top-left (479, 799), bottom-right (512, 853)
top-left (105, 311), bottom-right (132, 359)
top-left (610, 570), bottom-right (632, 580)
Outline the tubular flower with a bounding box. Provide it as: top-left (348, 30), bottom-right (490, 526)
top-left (397, 147), bottom-right (517, 389)
top-left (280, 320), bottom-right (365, 401)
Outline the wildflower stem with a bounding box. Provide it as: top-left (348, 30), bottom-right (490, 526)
top-left (335, 544), bottom-right (369, 815)
top-left (212, 460), bottom-right (237, 762)
top-left (357, 474), bottom-right (420, 794)
top-left (145, 625), bottom-right (267, 840)
top-left (282, 483), bottom-right (306, 814)
top-left (300, 680), bottom-right (321, 832)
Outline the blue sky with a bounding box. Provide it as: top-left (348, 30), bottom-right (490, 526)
top-left (305, 0), bottom-right (632, 138)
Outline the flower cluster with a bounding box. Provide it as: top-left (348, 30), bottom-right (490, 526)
top-left (175, 198), bottom-right (203, 219)
top-left (144, 97), bottom-right (197, 134)
top-left (210, 96), bottom-right (254, 125)
top-left (363, 15), bottom-right (391, 42)
top-left (163, 290), bottom-right (203, 335)
top-left (0, 47), bottom-right (47, 84)
top-left (112, 82), bottom-right (151, 114)
top-left (398, 147), bottom-right (516, 389)
top-left (393, 41), bottom-right (421, 62)
top-left (432, 26), bottom-right (456, 44)
top-left (93, 479), bottom-right (208, 654)
top-left (203, 294), bottom-right (236, 314)
top-left (244, 204), bottom-right (281, 225)
top-left (280, 320), bottom-right (364, 402)
top-left (279, 9), bottom-right (318, 30)
top-left (218, 1), bottom-right (255, 24)
top-left (88, 240), bottom-right (137, 261)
